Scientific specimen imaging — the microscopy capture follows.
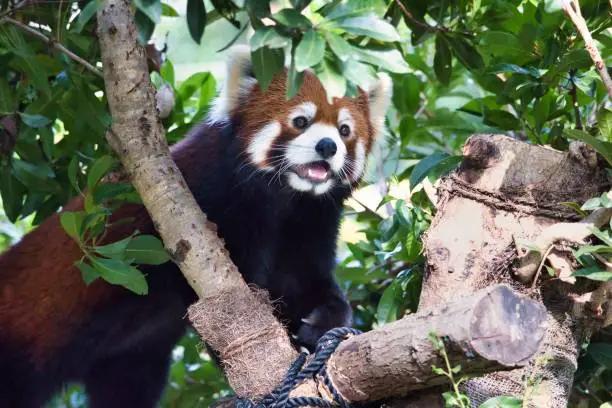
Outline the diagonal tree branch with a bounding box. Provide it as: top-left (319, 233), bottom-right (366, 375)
top-left (1, 16), bottom-right (102, 78)
top-left (562, 0), bottom-right (612, 98)
top-left (95, 0), bottom-right (297, 398)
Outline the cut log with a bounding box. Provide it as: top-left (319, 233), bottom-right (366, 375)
top-left (327, 284), bottom-right (547, 403)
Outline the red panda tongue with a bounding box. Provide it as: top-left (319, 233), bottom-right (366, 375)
top-left (296, 162), bottom-right (330, 182)
top-left (307, 165), bottom-right (329, 182)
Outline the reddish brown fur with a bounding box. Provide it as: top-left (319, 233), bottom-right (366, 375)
top-left (0, 196), bottom-right (151, 365)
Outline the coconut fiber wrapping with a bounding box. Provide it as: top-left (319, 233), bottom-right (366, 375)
top-left (187, 287), bottom-right (296, 398)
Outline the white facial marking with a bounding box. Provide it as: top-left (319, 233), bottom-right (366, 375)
top-left (287, 172), bottom-right (315, 192)
top-left (353, 140), bottom-right (366, 181)
top-left (314, 179), bottom-right (334, 195)
top-left (338, 108), bottom-right (354, 132)
top-left (288, 102), bottom-right (317, 126)
top-left (247, 121), bottom-right (281, 170)
top-left (285, 123), bottom-right (347, 173)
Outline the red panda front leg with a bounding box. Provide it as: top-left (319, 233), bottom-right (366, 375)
top-left (295, 280), bottom-right (352, 350)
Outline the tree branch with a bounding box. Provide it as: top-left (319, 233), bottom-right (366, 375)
top-left (562, 0), bottom-right (612, 98)
top-left (95, 0), bottom-right (297, 398)
top-left (1, 16), bottom-right (102, 78)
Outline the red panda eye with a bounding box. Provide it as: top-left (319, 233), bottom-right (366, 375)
top-left (339, 124), bottom-right (351, 137)
top-left (293, 116), bottom-right (309, 130)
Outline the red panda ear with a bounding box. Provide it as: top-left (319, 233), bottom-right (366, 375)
top-left (365, 73), bottom-right (392, 140)
top-left (207, 45), bottom-right (257, 124)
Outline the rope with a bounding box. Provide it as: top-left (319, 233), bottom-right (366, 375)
top-left (236, 327), bottom-right (362, 408)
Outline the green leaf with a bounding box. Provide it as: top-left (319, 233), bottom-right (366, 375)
top-left (564, 129), bottom-right (612, 166)
top-left (572, 267), bottom-right (612, 282)
top-left (68, 156), bottom-right (81, 193)
top-left (87, 155), bottom-right (115, 192)
top-left (581, 196), bottom-right (602, 211)
top-left (432, 366), bottom-right (446, 375)
top-left (295, 30), bottom-right (325, 72)
top-left (134, 9), bottom-right (155, 44)
top-left (250, 27), bottom-right (291, 50)
top-left (246, 0), bottom-right (271, 19)
top-left (286, 55), bottom-right (304, 99)
top-left (0, 169), bottom-right (23, 222)
top-left (125, 235), bottom-right (170, 265)
top-left (480, 31), bottom-right (527, 61)
top-left (574, 245), bottom-right (612, 259)
top-left (547, 49), bottom-right (591, 83)
top-left (324, 0), bottom-right (386, 21)
top-left (598, 109), bottom-right (611, 140)
top-left (0, 78), bottom-right (17, 112)
top-left (273, 8), bottom-right (312, 29)
top-left (160, 59), bottom-right (175, 86)
top-left (251, 47), bottom-right (285, 92)
top-left (376, 280), bottom-right (402, 324)
top-left (489, 63), bottom-right (541, 78)
top-left (178, 72), bottom-right (214, 101)
top-left (341, 59), bottom-right (377, 89)
top-left (393, 74), bottom-right (422, 115)
top-left (76, 260), bottom-right (100, 285)
top-left (161, 2), bottom-right (179, 16)
top-left (590, 226), bottom-right (612, 247)
top-left (588, 343), bottom-right (612, 369)
top-left (534, 91), bottom-right (554, 132)
top-left (93, 182), bottom-right (134, 204)
top-left (336, 15), bottom-right (400, 42)
top-left (60, 211), bottom-right (86, 242)
top-left (19, 113), bottom-right (52, 128)
top-left (409, 151), bottom-right (453, 189)
top-left (186, 0), bottom-right (207, 44)
top-left (434, 34), bottom-right (452, 86)
top-left (326, 33), bottom-right (353, 62)
top-left (134, 0), bottom-right (162, 23)
top-left (90, 257), bottom-right (149, 295)
top-left (483, 109), bottom-right (520, 130)
top-left (479, 396), bottom-right (523, 408)
top-left (12, 160), bottom-right (60, 193)
top-left (75, 1), bottom-right (99, 33)
top-left (316, 58), bottom-right (346, 101)
top-left (445, 35), bottom-right (484, 71)
top-left (94, 236), bottom-right (134, 259)
top-left (354, 47), bottom-right (409, 73)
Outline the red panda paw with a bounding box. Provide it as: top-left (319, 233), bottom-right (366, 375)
top-left (295, 299), bottom-right (353, 352)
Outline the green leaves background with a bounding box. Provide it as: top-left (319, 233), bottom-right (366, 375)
top-left (0, 0), bottom-right (610, 406)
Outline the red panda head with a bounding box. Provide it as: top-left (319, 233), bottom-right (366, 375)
top-left (208, 45), bottom-right (392, 196)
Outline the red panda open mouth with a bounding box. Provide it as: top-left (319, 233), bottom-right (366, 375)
top-left (293, 161), bottom-right (332, 183)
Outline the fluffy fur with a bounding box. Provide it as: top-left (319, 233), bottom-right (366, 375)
top-left (0, 45), bottom-right (391, 407)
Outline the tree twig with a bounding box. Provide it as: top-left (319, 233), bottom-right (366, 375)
top-left (569, 70), bottom-right (583, 130)
top-left (1, 16), bottom-right (102, 78)
top-left (562, 0), bottom-right (612, 98)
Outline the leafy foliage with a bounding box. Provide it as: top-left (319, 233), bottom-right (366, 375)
top-left (0, 0), bottom-right (610, 406)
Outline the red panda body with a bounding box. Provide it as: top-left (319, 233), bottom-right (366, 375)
top-left (0, 46), bottom-right (392, 407)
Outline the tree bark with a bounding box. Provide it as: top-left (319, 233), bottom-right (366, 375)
top-left (327, 284), bottom-right (547, 403)
top-left (410, 134), bottom-right (608, 408)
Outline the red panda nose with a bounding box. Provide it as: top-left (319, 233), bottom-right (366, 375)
top-left (315, 138), bottom-right (337, 159)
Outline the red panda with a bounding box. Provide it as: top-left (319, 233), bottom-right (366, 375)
top-left (0, 45), bottom-right (392, 407)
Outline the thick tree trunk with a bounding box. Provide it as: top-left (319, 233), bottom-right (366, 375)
top-left (410, 134), bottom-right (608, 408)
